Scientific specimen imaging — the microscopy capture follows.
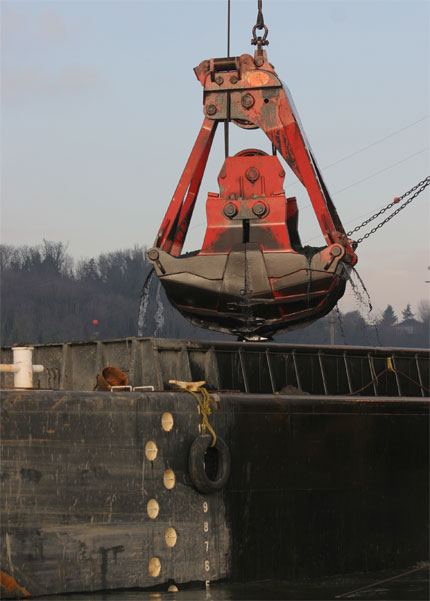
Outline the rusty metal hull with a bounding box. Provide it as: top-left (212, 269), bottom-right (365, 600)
top-left (1, 388), bottom-right (428, 598)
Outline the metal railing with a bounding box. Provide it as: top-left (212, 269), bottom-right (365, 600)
top-left (1, 337), bottom-right (428, 397)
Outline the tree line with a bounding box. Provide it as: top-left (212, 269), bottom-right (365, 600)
top-left (1, 241), bottom-right (428, 348)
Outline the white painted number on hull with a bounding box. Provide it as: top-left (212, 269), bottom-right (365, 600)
top-left (203, 501), bottom-right (210, 575)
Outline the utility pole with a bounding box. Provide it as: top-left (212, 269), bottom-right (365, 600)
top-left (330, 311), bottom-right (335, 345)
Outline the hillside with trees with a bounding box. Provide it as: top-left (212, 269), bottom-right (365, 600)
top-left (1, 241), bottom-right (429, 348)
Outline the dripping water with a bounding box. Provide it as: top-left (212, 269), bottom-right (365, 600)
top-left (335, 304), bottom-right (347, 344)
top-left (352, 267), bottom-right (382, 345)
top-left (372, 319), bottom-right (382, 347)
top-left (153, 281), bottom-right (165, 336)
top-left (349, 268), bottom-right (381, 346)
top-left (137, 268), bottom-right (155, 337)
top-left (352, 267), bottom-right (373, 313)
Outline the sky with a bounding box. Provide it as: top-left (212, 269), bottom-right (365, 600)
top-left (1, 0), bottom-right (429, 320)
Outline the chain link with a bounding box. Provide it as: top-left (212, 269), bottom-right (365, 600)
top-left (347, 176), bottom-right (430, 245)
top-left (251, 0), bottom-right (269, 47)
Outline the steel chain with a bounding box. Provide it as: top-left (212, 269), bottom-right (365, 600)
top-left (347, 176), bottom-right (430, 245)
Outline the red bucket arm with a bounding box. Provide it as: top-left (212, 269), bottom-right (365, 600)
top-left (195, 52), bottom-right (356, 264)
top-left (154, 51), bottom-right (356, 265)
top-left (154, 117), bottom-right (217, 255)
top-left (233, 81), bottom-right (350, 252)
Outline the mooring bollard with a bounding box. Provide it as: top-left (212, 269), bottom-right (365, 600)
top-left (0, 346), bottom-right (44, 388)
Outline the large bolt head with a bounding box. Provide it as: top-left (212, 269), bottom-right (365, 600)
top-left (252, 202), bottom-right (266, 216)
top-left (206, 104), bottom-right (217, 116)
top-left (230, 75), bottom-right (238, 84)
top-left (223, 203), bottom-right (237, 218)
top-left (241, 93), bottom-right (255, 109)
top-left (147, 248), bottom-right (159, 261)
top-left (246, 166), bottom-right (260, 182)
top-left (331, 245), bottom-right (343, 257)
top-left (255, 57), bottom-right (264, 67)
top-left (215, 76), bottom-right (224, 85)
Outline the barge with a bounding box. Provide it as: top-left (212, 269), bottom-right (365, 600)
top-left (1, 338), bottom-right (429, 598)
top-left (2, 1), bottom-right (429, 598)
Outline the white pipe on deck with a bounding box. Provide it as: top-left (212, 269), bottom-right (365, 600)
top-left (0, 346), bottom-right (44, 388)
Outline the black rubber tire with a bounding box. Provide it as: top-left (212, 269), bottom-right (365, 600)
top-left (188, 434), bottom-right (231, 494)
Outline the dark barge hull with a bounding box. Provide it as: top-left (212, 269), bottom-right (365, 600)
top-left (1, 339), bottom-right (429, 598)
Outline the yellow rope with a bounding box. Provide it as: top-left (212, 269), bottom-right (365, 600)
top-left (169, 380), bottom-right (217, 447)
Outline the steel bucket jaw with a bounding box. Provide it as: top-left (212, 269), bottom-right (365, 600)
top-left (149, 242), bottom-right (349, 338)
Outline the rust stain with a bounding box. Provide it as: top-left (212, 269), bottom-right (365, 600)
top-left (52, 395), bottom-right (68, 410)
top-left (247, 71), bottom-right (269, 86)
top-left (46, 429), bottom-right (55, 434)
top-left (0, 571), bottom-right (31, 597)
top-left (354, 398), bottom-right (379, 403)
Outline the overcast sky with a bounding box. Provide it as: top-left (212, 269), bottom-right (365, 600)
top-left (1, 0), bottom-right (429, 319)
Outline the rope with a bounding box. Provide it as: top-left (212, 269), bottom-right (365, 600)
top-left (347, 357), bottom-right (429, 396)
top-left (169, 380), bottom-right (217, 446)
top-left (386, 356), bottom-right (395, 372)
top-left (191, 387), bottom-right (217, 447)
top-left (395, 368), bottom-right (429, 394)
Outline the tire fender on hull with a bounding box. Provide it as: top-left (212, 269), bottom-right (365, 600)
top-left (188, 434), bottom-right (231, 494)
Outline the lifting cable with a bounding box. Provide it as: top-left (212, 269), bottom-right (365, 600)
top-left (348, 176), bottom-right (430, 245)
top-left (224, 0), bottom-right (270, 158)
top-left (251, 0), bottom-right (269, 49)
top-left (224, 0), bottom-right (231, 158)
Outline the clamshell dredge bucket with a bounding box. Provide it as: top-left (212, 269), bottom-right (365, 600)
top-left (148, 50), bottom-right (357, 338)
